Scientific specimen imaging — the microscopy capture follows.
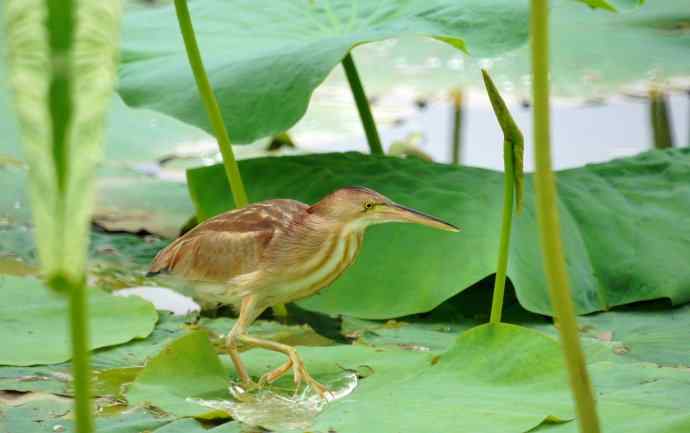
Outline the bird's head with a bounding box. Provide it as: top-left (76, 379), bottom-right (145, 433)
top-left (309, 186), bottom-right (460, 232)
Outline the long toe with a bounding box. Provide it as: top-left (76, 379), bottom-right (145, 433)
top-left (259, 360), bottom-right (293, 386)
top-left (298, 365), bottom-right (330, 398)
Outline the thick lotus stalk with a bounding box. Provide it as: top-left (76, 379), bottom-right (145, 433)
top-left (173, 0), bottom-right (248, 209)
top-left (530, 1), bottom-right (602, 432)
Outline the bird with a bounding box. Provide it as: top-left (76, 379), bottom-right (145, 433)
top-left (147, 186), bottom-right (459, 396)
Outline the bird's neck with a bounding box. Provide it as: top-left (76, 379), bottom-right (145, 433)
top-left (302, 212), bottom-right (367, 239)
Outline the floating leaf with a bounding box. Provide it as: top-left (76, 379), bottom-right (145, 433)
top-left (118, 0), bottom-right (529, 143)
top-left (187, 149), bottom-right (690, 318)
top-left (131, 323), bottom-right (572, 432)
top-left (576, 302), bottom-right (690, 367)
top-left (126, 331), bottom-right (230, 418)
top-left (0, 400), bottom-right (175, 433)
top-left (0, 276), bottom-right (157, 366)
top-left (535, 362), bottom-right (690, 433)
top-left (0, 365), bottom-right (71, 395)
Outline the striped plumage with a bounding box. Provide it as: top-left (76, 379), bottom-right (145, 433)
top-left (148, 198), bottom-right (364, 311)
top-left (147, 186), bottom-right (459, 396)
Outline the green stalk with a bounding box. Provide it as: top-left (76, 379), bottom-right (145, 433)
top-left (173, 0), bottom-right (287, 316)
top-left (649, 88), bottom-right (674, 149)
top-left (450, 89), bottom-right (464, 164)
top-left (173, 0), bottom-right (248, 208)
top-left (530, 2), bottom-right (601, 433)
top-left (50, 276), bottom-right (92, 433)
top-left (68, 281), bottom-right (92, 433)
top-left (481, 70), bottom-right (524, 324)
top-left (46, 1), bottom-right (92, 432)
top-left (342, 52), bottom-right (384, 155)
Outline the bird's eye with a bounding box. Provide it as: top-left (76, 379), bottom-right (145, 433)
top-left (363, 201), bottom-right (374, 211)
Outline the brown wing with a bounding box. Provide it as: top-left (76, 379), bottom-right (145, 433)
top-left (148, 199), bottom-right (306, 283)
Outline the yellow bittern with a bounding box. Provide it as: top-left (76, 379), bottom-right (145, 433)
top-left (148, 186), bottom-right (459, 395)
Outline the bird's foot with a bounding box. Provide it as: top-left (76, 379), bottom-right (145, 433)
top-left (258, 353), bottom-right (331, 399)
top-left (289, 355), bottom-right (330, 399)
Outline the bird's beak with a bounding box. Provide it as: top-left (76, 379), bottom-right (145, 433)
top-left (386, 203), bottom-right (460, 232)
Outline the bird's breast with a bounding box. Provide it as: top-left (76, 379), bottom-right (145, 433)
top-left (273, 231), bottom-right (362, 302)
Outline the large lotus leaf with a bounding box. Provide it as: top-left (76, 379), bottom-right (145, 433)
top-left (125, 323), bottom-right (573, 432)
top-left (0, 276), bottom-right (158, 366)
top-left (118, 0), bottom-right (529, 143)
top-left (186, 149), bottom-right (690, 318)
top-left (306, 324), bottom-right (573, 433)
top-left (491, 0), bottom-right (690, 97)
top-left (316, 1), bottom-right (688, 99)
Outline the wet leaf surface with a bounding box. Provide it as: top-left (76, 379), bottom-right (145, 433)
top-left (187, 148), bottom-right (690, 318)
top-left (0, 399), bottom-right (176, 433)
top-left (534, 362), bottom-right (690, 433)
top-left (123, 323), bottom-right (575, 432)
top-left (0, 276), bottom-right (158, 366)
top-left (575, 302), bottom-right (690, 367)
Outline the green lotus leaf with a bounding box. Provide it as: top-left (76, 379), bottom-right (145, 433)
top-left (125, 331), bottom-right (231, 418)
top-left (186, 149), bottom-right (690, 318)
top-left (0, 276), bottom-right (157, 366)
top-left (534, 362), bottom-right (690, 433)
top-left (575, 302), bottom-right (690, 367)
top-left (0, 401), bottom-right (175, 433)
top-left (118, 0), bottom-right (529, 143)
top-left (124, 323), bottom-right (573, 431)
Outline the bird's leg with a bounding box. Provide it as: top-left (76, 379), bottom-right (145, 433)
top-left (225, 296), bottom-right (263, 388)
top-left (237, 334), bottom-right (329, 397)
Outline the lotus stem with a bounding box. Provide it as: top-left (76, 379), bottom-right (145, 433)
top-left (68, 280), bottom-right (92, 433)
top-left (173, 0), bottom-right (248, 209)
top-left (649, 88), bottom-right (674, 149)
top-left (531, 2), bottom-right (601, 432)
top-left (49, 276), bottom-right (93, 433)
top-left (173, 0), bottom-right (290, 316)
top-left (451, 89), bottom-right (464, 164)
top-left (482, 70), bottom-right (523, 324)
top-left (46, 0), bottom-right (92, 431)
top-left (342, 52), bottom-right (384, 155)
